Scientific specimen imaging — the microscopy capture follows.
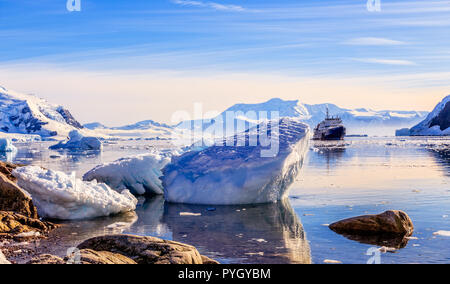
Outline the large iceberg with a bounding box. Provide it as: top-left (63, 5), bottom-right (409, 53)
top-left (83, 151), bottom-right (177, 196)
top-left (50, 130), bottom-right (102, 151)
top-left (162, 118), bottom-right (311, 205)
top-left (0, 138), bottom-right (17, 153)
top-left (13, 166), bottom-right (137, 220)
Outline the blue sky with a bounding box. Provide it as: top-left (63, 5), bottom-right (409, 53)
top-left (0, 0), bottom-right (449, 125)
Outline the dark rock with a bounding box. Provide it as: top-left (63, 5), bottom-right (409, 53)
top-left (0, 162), bottom-right (19, 182)
top-left (27, 254), bottom-right (65, 264)
top-left (329, 210), bottom-right (414, 237)
top-left (0, 169), bottom-right (38, 219)
top-left (56, 107), bottom-right (84, 129)
top-left (77, 234), bottom-right (219, 264)
top-left (68, 249), bottom-right (137, 264)
top-left (0, 211), bottom-right (58, 235)
top-left (430, 101), bottom-right (450, 131)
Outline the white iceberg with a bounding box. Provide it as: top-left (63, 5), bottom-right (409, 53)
top-left (0, 138), bottom-right (17, 153)
top-left (49, 130), bottom-right (102, 151)
top-left (162, 118), bottom-right (311, 205)
top-left (83, 150), bottom-right (178, 196)
top-left (12, 166), bottom-right (137, 220)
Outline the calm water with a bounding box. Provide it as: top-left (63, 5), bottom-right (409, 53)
top-left (3, 137), bottom-right (450, 264)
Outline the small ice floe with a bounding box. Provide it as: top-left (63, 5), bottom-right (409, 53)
top-left (83, 150), bottom-right (178, 196)
top-left (13, 166), bottom-right (138, 220)
top-left (15, 231), bottom-right (41, 238)
top-left (443, 215), bottom-right (448, 218)
top-left (323, 259), bottom-right (342, 264)
top-left (0, 138), bottom-right (17, 153)
top-left (251, 239), bottom-right (268, 243)
top-left (406, 236), bottom-right (419, 240)
top-left (179, 212), bottom-right (202, 217)
top-left (378, 247), bottom-right (397, 253)
top-left (245, 252), bottom-right (264, 256)
top-left (162, 118), bottom-right (311, 205)
top-left (433, 230), bottom-right (450, 237)
top-left (49, 130), bottom-right (102, 151)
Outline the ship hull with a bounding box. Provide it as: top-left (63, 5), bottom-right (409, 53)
top-left (313, 126), bottom-right (346, 140)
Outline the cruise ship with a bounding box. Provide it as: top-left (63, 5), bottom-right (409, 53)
top-left (313, 109), bottom-right (346, 140)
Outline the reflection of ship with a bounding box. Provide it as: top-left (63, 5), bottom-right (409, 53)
top-left (313, 108), bottom-right (346, 140)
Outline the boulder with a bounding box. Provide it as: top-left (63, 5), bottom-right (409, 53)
top-left (0, 171), bottom-right (38, 219)
top-left (0, 211), bottom-right (58, 235)
top-left (70, 249), bottom-right (137, 264)
top-left (77, 235), bottom-right (219, 264)
top-left (0, 249), bottom-right (10, 264)
top-left (329, 210), bottom-right (414, 236)
top-left (27, 254), bottom-right (65, 264)
top-left (0, 162), bottom-right (20, 182)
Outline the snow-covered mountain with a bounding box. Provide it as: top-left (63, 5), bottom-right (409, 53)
top-left (0, 86), bottom-right (85, 139)
top-left (407, 95), bottom-right (450, 136)
top-left (178, 98), bottom-right (428, 136)
top-left (84, 120), bottom-right (174, 139)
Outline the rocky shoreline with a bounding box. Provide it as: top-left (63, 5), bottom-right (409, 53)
top-left (0, 161), bottom-right (218, 265)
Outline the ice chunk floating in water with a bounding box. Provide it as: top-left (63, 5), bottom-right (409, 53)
top-left (162, 118), bottom-right (311, 205)
top-left (0, 138), bottom-right (17, 153)
top-left (83, 151), bottom-right (177, 196)
top-left (13, 166), bottom-right (137, 220)
top-left (50, 130), bottom-right (102, 151)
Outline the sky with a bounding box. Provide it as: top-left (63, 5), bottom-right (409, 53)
top-left (0, 0), bottom-right (449, 125)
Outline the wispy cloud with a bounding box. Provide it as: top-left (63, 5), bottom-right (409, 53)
top-left (353, 58), bottom-right (417, 66)
top-left (171, 0), bottom-right (246, 12)
top-left (344, 37), bottom-right (407, 46)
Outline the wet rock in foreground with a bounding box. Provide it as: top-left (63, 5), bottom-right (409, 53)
top-left (27, 254), bottom-right (66, 265)
top-left (78, 234), bottom-right (219, 264)
top-left (0, 166), bottom-right (38, 219)
top-left (329, 210), bottom-right (414, 241)
top-left (0, 211), bottom-right (58, 236)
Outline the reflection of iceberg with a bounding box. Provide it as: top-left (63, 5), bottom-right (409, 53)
top-left (162, 118), bottom-right (310, 205)
top-left (27, 212), bottom-right (138, 263)
top-left (427, 148), bottom-right (450, 177)
top-left (162, 199), bottom-right (311, 264)
top-left (132, 196), bottom-right (171, 239)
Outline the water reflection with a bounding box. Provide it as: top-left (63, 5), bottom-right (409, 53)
top-left (161, 199), bottom-right (311, 264)
top-left (32, 212), bottom-right (138, 262)
top-left (428, 148), bottom-right (450, 176)
top-left (331, 231), bottom-right (410, 249)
